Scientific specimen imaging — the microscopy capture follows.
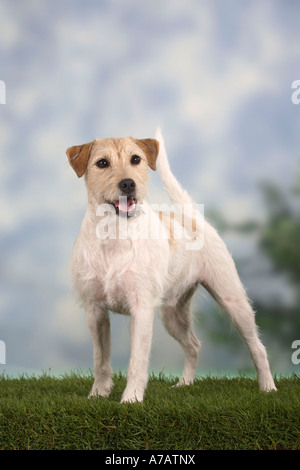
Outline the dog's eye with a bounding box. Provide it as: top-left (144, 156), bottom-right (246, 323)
top-left (131, 155), bottom-right (141, 165)
top-left (96, 158), bottom-right (109, 168)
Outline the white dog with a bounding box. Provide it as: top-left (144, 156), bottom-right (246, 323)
top-left (66, 130), bottom-right (276, 403)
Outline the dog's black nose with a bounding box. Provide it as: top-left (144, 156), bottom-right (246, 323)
top-left (118, 178), bottom-right (136, 195)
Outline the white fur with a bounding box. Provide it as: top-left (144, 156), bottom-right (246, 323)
top-left (70, 131), bottom-right (277, 403)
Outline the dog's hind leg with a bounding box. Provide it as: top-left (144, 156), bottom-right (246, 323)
top-left (202, 239), bottom-right (277, 392)
top-left (160, 285), bottom-right (201, 386)
top-left (86, 304), bottom-right (113, 398)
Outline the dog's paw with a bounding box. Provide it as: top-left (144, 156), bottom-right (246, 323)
top-left (88, 378), bottom-right (113, 398)
top-left (260, 383), bottom-right (277, 392)
top-left (120, 387), bottom-right (144, 404)
top-left (174, 377), bottom-right (194, 387)
top-left (259, 375), bottom-right (277, 392)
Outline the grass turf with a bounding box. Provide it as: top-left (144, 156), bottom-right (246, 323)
top-left (0, 372), bottom-right (299, 450)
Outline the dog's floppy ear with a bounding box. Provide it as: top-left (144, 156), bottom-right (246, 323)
top-left (135, 138), bottom-right (159, 171)
top-left (66, 141), bottom-right (94, 177)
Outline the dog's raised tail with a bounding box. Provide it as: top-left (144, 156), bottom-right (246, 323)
top-left (156, 128), bottom-right (193, 206)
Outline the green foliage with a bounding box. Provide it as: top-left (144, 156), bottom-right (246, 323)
top-left (204, 168), bottom-right (300, 352)
top-left (259, 181), bottom-right (300, 284)
top-left (0, 372), bottom-right (299, 450)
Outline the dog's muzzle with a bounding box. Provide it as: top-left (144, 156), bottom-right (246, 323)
top-left (118, 178), bottom-right (136, 195)
top-left (106, 178), bottom-right (137, 217)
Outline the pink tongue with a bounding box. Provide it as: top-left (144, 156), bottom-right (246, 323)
top-left (116, 197), bottom-right (135, 212)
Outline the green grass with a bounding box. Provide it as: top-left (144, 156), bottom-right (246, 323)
top-left (0, 372), bottom-right (299, 450)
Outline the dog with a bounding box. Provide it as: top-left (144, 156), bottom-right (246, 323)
top-left (65, 129), bottom-right (277, 403)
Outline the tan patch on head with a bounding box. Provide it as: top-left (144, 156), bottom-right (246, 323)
top-left (65, 136), bottom-right (159, 177)
top-left (66, 136), bottom-right (159, 206)
top-left (134, 138), bottom-right (159, 171)
top-left (66, 141), bottom-right (95, 177)
top-left (84, 137), bottom-right (156, 204)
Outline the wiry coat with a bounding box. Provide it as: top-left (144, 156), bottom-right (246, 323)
top-left (66, 130), bottom-right (276, 402)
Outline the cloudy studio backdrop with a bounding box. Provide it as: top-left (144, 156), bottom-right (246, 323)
top-left (0, 0), bottom-right (300, 378)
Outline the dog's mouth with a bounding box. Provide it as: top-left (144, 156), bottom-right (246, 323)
top-left (105, 196), bottom-right (137, 217)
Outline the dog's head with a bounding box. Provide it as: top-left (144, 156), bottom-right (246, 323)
top-left (66, 137), bottom-right (159, 216)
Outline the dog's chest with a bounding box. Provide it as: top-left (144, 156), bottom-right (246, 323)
top-left (77, 237), bottom-right (169, 312)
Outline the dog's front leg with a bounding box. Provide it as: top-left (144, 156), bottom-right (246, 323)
top-left (86, 304), bottom-right (113, 398)
top-left (121, 307), bottom-right (155, 403)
